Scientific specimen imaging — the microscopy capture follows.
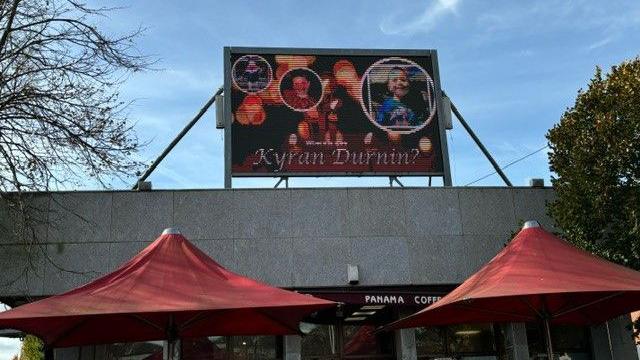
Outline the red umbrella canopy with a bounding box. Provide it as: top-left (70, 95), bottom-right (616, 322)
top-left (387, 221), bottom-right (640, 330)
top-left (0, 229), bottom-right (335, 347)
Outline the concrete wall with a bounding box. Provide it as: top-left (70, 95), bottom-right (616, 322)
top-left (0, 186), bottom-right (555, 298)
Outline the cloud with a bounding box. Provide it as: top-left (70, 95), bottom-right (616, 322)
top-left (586, 36), bottom-right (613, 51)
top-left (380, 0), bottom-right (461, 35)
top-left (472, 1), bottom-right (640, 46)
top-left (517, 49), bottom-right (534, 57)
top-left (122, 68), bottom-right (222, 101)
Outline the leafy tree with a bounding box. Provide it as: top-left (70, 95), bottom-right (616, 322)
top-left (0, 1), bottom-right (151, 279)
top-left (546, 58), bottom-right (640, 271)
top-left (19, 335), bottom-right (43, 360)
top-left (547, 57), bottom-right (640, 339)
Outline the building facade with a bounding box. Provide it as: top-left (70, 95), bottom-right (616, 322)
top-left (0, 187), bottom-right (636, 359)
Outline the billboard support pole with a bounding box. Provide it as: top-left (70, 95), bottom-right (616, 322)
top-left (444, 91), bottom-right (513, 187)
top-left (389, 176), bottom-right (404, 188)
top-left (274, 177), bottom-right (289, 188)
top-left (132, 87), bottom-right (224, 190)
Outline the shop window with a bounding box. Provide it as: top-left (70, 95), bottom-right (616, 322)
top-left (447, 323), bottom-right (496, 354)
top-left (301, 324), bottom-right (339, 358)
top-left (182, 336), bottom-right (281, 360)
top-left (229, 336), bottom-right (279, 360)
top-left (300, 323), bottom-right (395, 360)
top-left (104, 341), bottom-right (164, 360)
top-left (182, 336), bottom-right (227, 360)
top-left (416, 323), bottom-right (502, 360)
top-left (343, 325), bottom-right (394, 358)
top-left (526, 323), bottom-right (592, 360)
top-left (415, 327), bottom-right (446, 355)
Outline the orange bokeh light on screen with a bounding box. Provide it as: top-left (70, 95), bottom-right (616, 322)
top-left (236, 95), bottom-right (266, 126)
top-left (388, 131), bottom-right (402, 143)
top-left (275, 64), bottom-right (289, 80)
top-left (419, 137), bottom-right (433, 153)
top-left (333, 60), bottom-right (361, 100)
top-left (275, 55), bottom-right (315, 68)
top-left (305, 108), bottom-right (319, 119)
top-left (243, 95), bottom-right (262, 107)
top-left (298, 121), bottom-right (310, 140)
top-left (259, 82), bottom-right (281, 105)
top-left (333, 60), bottom-right (358, 87)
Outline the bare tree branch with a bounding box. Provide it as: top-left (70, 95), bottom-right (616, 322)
top-left (0, 0), bottom-right (153, 289)
top-left (0, 0), bottom-right (20, 52)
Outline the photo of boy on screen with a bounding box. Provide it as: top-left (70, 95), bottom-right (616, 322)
top-left (361, 58), bottom-right (436, 134)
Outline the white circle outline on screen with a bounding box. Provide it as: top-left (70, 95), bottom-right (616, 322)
top-left (278, 67), bottom-right (324, 112)
top-left (231, 54), bottom-right (273, 94)
top-left (359, 57), bottom-right (437, 135)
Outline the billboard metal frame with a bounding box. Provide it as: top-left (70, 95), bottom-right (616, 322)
top-left (224, 46), bottom-right (452, 188)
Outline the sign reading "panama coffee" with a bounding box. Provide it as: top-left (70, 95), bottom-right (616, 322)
top-left (300, 290), bottom-right (445, 307)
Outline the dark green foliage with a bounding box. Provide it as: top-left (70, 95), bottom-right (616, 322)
top-left (547, 58), bottom-right (640, 270)
top-left (547, 58), bottom-right (640, 337)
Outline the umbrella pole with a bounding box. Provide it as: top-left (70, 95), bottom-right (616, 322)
top-left (44, 345), bottom-right (53, 360)
top-left (543, 317), bottom-right (554, 359)
top-left (165, 337), bottom-right (182, 360)
top-left (164, 315), bottom-right (181, 360)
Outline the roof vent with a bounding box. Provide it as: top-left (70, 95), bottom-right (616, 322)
top-left (162, 228), bottom-right (181, 235)
top-left (529, 178), bottom-right (545, 187)
top-left (522, 220), bottom-right (540, 229)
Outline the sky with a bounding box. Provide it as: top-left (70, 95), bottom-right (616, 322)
top-left (84, 0), bottom-right (639, 190)
top-left (1, 0), bottom-right (640, 357)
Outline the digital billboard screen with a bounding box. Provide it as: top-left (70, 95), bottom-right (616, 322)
top-left (224, 47), bottom-right (448, 177)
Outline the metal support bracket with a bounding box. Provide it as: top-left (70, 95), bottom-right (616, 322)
top-left (443, 91), bottom-right (513, 187)
top-left (132, 87), bottom-right (224, 190)
top-left (274, 177), bottom-right (289, 188)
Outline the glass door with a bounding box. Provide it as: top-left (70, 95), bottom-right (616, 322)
top-left (301, 322), bottom-right (395, 360)
top-left (301, 324), bottom-right (340, 360)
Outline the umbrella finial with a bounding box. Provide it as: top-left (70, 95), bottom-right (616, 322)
top-left (162, 228), bottom-right (181, 235)
top-left (522, 220), bottom-right (541, 229)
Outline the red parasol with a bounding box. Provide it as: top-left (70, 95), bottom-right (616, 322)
top-left (385, 221), bottom-right (640, 358)
top-left (0, 228), bottom-right (335, 351)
